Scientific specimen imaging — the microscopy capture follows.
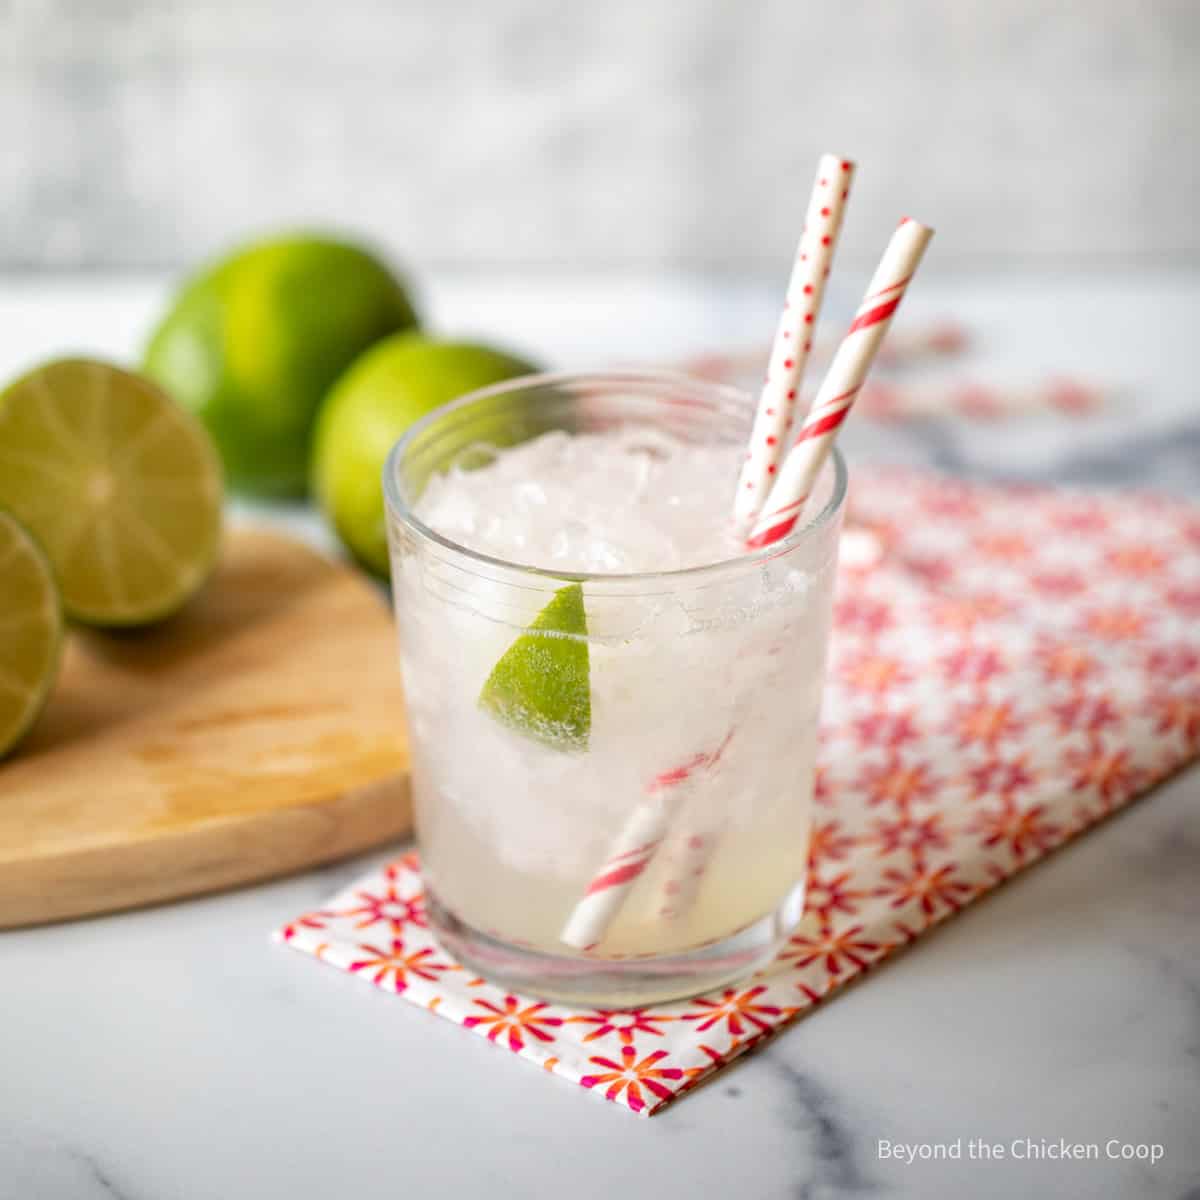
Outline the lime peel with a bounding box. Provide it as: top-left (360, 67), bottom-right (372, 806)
top-left (479, 582), bottom-right (591, 750)
top-left (144, 234), bottom-right (420, 498)
top-left (311, 334), bottom-right (538, 577)
top-left (0, 510), bottom-right (63, 759)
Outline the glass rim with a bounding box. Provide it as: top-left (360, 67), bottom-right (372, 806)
top-left (382, 368), bottom-right (848, 586)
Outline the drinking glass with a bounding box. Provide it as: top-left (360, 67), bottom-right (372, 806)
top-left (383, 372), bottom-right (846, 1004)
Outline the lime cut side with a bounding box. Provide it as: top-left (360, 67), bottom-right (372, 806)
top-left (0, 359), bottom-right (223, 626)
top-left (479, 583), bottom-right (591, 750)
top-left (0, 510), bottom-right (63, 759)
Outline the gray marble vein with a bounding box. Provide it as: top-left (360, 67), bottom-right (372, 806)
top-left (758, 1053), bottom-right (881, 1199)
top-left (1, 1134), bottom-right (138, 1200)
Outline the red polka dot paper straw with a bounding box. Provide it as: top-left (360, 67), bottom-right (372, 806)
top-left (733, 153), bottom-right (856, 532)
top-left (653, 828), bottom-right (721, 921)
top-left (746, 217), bottom-right (934, 550)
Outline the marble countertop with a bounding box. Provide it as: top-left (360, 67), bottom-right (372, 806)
top-left (1, 271), bottom-right (1198, 1200)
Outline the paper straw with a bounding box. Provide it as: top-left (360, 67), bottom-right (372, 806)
top-left (559, 797), bottom-right (677, 951)
top-left (746, 217), bottom-right (934, 550)
top-left (652, 827), bottom-right (721, 921)
top-left (560, 739), bottom-right (731, 950)
top-left (563, 215), bottom-right (934, 950)
top-left (733, 155), bottom-right (855, 531)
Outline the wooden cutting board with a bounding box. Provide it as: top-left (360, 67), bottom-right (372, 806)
top-left (0, 527), bottom-right (412, 928)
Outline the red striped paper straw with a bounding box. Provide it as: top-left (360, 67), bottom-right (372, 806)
top-left (559, 800), bottom-right (676, 950)
top-left (746, 217), bottom-right (934, 550)
top-left (733, 154), bottom-right (855, 531)
top-left (559, 740), bottom-right (730, 950)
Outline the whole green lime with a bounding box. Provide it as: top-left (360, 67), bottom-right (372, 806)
top-left (312, 333), bottom-right (537, 576)
top-left (144, 234), bottom-right (418, 498)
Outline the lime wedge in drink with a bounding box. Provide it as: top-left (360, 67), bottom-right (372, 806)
top-left (479, 582), bottom-right (591, 750)
top-left (0, 510), bottom-right (63, 759)
top-left (0, 359), bottom-right (223, 626)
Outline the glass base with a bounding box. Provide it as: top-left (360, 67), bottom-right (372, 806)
top-left (425, 882), bottom-right (805, 1007)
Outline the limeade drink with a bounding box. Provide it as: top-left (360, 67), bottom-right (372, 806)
top-left (385, 373), bottom-right (844, 1004)
top-left (412, 429), bottom-right (823, 948)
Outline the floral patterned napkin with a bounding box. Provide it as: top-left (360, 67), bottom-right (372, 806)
top-left (277, 469), bottom-right (1200, 1115)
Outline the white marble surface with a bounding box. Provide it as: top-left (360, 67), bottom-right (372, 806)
top-left (1, 272), bottom-right (1198, 1199)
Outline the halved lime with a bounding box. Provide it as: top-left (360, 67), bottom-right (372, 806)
top-left (0, 510), bottom-right (63, 759)
top-left (0, 359), bottom-right (223, 626)
top-left (479, 583), bottom-right (591, 750)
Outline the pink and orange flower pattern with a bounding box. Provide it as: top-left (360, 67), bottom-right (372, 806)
top-left (278, 470), bottom-right (1200, 1116)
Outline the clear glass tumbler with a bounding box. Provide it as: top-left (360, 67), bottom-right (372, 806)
top-left (383, 372), bottom-right (846, 1005)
